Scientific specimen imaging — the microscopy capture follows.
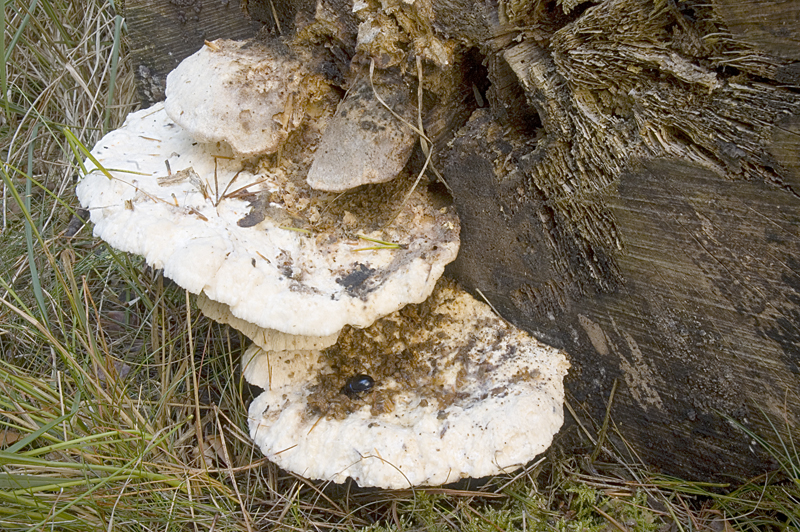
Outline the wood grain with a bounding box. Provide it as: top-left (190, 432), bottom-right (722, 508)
top-left (125, 0), bottom-right (260, 105)
top-left (440, 0), bottom-right (800, 481)
top-left (714, 0), bottom-right (800, 60)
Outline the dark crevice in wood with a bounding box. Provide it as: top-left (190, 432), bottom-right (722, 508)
top-left (440, 46), bottom-right (492, 139)
top-left (525, 0), bottom-right (594, 35)
top-left (714, 64), bottom-right (741, 80)
top-left (464, 47), bottom-right (492, 109)
top-left (488, 55), bottom-right (543, 139)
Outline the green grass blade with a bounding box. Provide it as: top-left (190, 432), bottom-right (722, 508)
top-left (38, 0), bottom-right (73, 49)
top-left (103, 14), bottom-right (123, 134)
top-left (0, 443), bottom-right (184, 489)
top-left (0, 164), bottom-right (51, 327)
top-left (3, 0), bottom-right (40, 64)
top-left (5, 390), bottom-right (81, 454)
top-left (19, 429), bottom-right (143, 458)
top-left (24, 121), bottom-right (47, 327)
top-left (0, 0), bottom-right (6, 101)
top-left (63, 127), bottom-right (114, 179)
top-left (0, 473), bottom-right (84, 490)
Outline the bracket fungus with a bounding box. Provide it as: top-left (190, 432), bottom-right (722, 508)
top-left (77, 35), bottom-right (570, 489)
top-left (247, 279), bottom-right (570, 489)
top-left (196, 293), bottom-right (339, 353)
top-left (164, 39), bottom-right (330, 157)
top-left (76, 102), bottom-right (460, 337)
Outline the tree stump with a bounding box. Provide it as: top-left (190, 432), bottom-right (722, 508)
top-left (123, 0), bottom-right (800, 482)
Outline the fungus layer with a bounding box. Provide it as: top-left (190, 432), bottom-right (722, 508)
top-left (248, 279), bottom-right (570, 489)
top-left (76, 103), bottom-right (460, 337)
top-left (241, 344), bottom-right (325, 391)
top-left (197, 293), bottom-right (339, 352)
top-left (306, 72), bottom-right (418, 191)
top-left (164, 39), bottom-right (330, 157)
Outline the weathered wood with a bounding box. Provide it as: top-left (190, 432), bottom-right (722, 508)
top-left (124, 0), bottom-right (800, 482)
top-left (440, 0), bottom-right (800, 481)
top-left (713, 0), bottom-right (800, 60)
top-left (123, 0), bottom-right (260, 105)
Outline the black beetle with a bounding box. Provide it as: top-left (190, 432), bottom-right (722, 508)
top-left (341, 374), bottom-right (375, 397)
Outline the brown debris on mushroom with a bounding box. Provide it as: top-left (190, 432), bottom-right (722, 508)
top-left (248, 278), bottom-right (570, 489)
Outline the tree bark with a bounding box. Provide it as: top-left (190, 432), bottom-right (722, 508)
top-left (123, 0), bottom-right (800, 482)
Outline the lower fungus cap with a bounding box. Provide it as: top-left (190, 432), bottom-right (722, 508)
top-left (196, 293), bottom-right (339, 352)
top-left (241, 344), bottom-right (325, 391)
top-left (76, 103), bottom-right (460, 337)
top-left (247, 280), bottom-right (570, 489)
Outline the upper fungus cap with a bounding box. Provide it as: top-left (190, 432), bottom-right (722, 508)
top-left (164, 39), bottom-right (325, 157)
top-left (76, 103), bottom-right (460, 337)
top-left (248, 280), bottom-right (570, 489)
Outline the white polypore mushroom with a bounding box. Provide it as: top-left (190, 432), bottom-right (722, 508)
top-left (77, 38), bottom-right (570, 491)
top-left (248, 280), bottom-right (570, 489)
top-left (306, 72), bottom-right (418, 191)
top-left (165, 39), bottom-right (329, 157)
top-left (76, 103), bottom-right (460, 337)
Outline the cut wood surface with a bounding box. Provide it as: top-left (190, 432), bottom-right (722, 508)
top-left (124, 0), bottom-right (800, 482)
top-left (124, 0), bottom-right (261, 105)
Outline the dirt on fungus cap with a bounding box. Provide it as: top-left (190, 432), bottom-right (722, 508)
top-left (305, 72), bottom-right (418, 192)
top-left (76, 103), bottom-right (460, 337)
top-left (248, 280), bottom-right (570, 489)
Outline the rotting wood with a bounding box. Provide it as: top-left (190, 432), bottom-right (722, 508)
top-left (124, 0), bottom-right (800, 482)
top-left (713, 0), bottom-right (800, 62)
top-left (441, 0), bottom-right (800, 481)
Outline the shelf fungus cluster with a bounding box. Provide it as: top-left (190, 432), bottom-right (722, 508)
top-left (248, 279), bottom-right (570, 488)
top-left (77, 36), bottom-right (569, 489)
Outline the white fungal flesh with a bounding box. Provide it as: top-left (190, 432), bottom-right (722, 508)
top-left (196, 293), bottom-right (339, 352)
top-left (76, 103), bottom-right (460, 337)
top-left (241, 345), bottom-right (324, 391)
top-left (248, 283), bottom-right (570, 489)
top-left (164, 39), bottom-right (323, 157)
